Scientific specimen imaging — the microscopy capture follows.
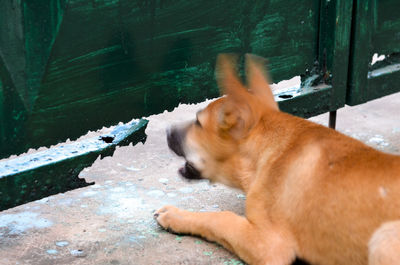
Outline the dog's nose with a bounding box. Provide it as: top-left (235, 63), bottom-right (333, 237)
top-left (166, 127), bottom-right (185, 157)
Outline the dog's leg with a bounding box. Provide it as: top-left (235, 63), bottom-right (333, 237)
top-left (368, 220), bottom-right (400, 265)
top-left (155, 205), bottom-right (296, 265)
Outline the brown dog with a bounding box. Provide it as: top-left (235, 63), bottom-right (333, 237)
top-left (155, 54), bottom-right (400, 265)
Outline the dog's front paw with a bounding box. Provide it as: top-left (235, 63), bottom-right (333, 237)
top-left (154, 205), bottom-right (188, 233)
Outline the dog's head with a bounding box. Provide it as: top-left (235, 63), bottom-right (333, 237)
top-left (167, 54), bottom-right (279, 189)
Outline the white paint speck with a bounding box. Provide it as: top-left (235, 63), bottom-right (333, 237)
top-left (47, 249), bottom-right (58, 255)
top-left (147, 190), bottom-right (165, 197)
top-left (379, 187), bottom-right (388, 198)
top-left (368, 135), bottom-right (389, 147)
top-left (371, 53), bottom-right (386, 65)
top-left (70, 249), bottom-right (86, 257)
top-left (37, 197), bottom-right (49, 204)
top-left (110, 187), bottom-right (125, 193)
top-left (158, 178), bottom-right (169, 184)
top-left (0, 212), bottom-right (53, 235)
top-left (179, 187), bottom-right (193, 194)
top-left (97, 196), bottom-right (146, 219)
top-left (392, 128), bottom-right (400, 134)
top-left (126, 164), bottom-right (147, 171)
top-left (81, 190), bottom-right (98, 197)
top-left (236, 194), bottom-right (246, 199)
top-left (167, 192), bottom-right (177, 198)
top-left (55, 241), bottom-right (69, 247)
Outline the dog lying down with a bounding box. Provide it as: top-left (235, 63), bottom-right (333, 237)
top-left (154, 54), bottom-right (400, 265)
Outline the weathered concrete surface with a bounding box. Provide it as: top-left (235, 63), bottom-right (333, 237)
top-left (1, 92), bottom-right (400, 265)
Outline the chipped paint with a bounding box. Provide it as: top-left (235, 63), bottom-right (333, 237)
top-left (371, 53), bottom-right (386, 65)
top-left (271, 76), bottom-right (301, 99)
top-left (368, 63), bottom-right (400, 78)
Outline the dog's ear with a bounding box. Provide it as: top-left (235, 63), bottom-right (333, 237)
top-left (215, 53), bottom-right (248, 100)
top-left (245, 53), bottom-right (279, 111)
top-left (218, 100), bottom-right (255, 139)
top-left (215, 53), bottom-right (262, 139)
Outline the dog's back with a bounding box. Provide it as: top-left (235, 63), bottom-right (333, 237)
top-left (265, 112), bottom-right (400, 265)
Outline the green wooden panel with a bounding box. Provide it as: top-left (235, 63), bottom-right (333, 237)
top-left (318, 0), bottom-right (353, 111)
top-left (0, 55), bottom-right (28, 158)
top-left (0, 0), bottom-right (27, 109)
top-left (374, 0), bottom-right (400, 54)
top-left (23, 0), bottom-right (68, 109)
top-left (366, 64), bottom-right (400, 102)
top-left (1, 0), bottom-right (357, 159)
top-left (3, 0), bottom-right (323, 157)
top-left (347, 0), bottom-right (400, 105)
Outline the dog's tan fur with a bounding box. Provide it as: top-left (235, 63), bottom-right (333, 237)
top-left (155, 54), bottom-right (400, 265)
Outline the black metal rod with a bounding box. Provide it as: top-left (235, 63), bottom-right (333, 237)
top-left (329, 111), bottom-right (337, 129)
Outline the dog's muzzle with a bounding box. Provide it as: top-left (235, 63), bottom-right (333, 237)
top-left (166, 126), bottom-right (203, 180)
top-left (179, 162), bottom-right (202, 180)
top-left (166, 127), bottom-right (185, 157)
